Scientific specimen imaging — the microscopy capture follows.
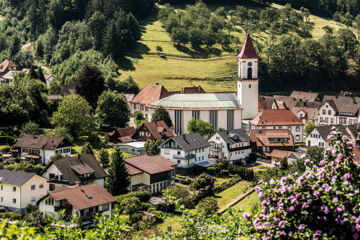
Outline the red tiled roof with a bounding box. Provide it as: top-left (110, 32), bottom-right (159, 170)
top-left (108, 127), bottom-right (136, 143)
top-left (250, 129), bottom-right (295, 147)
top-left (49, 183), bottom-right (116, 211)
top-left (131, 84), bottom-right (173, 106)
top-left (143, 120), bottom-right (175, 139)
top-left (125, 155), bottom-right (176, 175)
top-left (238, 34), bottom-right (258, 59)
top-left (0, 59), bottom-right (17, 73)
top-left (125, 163), bottom-right (143, 175)
top-left (250, 109), bottom-right (303, 126)
top-left (265, 149), bottom-right (292, 159)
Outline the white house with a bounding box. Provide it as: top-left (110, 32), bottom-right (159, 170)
top-left (159, 133), bottom-right (211, 175)
top-left (14, 134), bottom-right (71, 165)
top-left (318, 97), bottom-right (359, 126)
top-left (38, 183), bottom-right (115, 221)
top-left (0, 170), bottom-right (48, 214)
top-left (208, 129), bottom-right (251, 164)
top-left (42, 154), bottom-right (108, 189)
top-left (250, 109), bottom-right (304, 143)
top-left (306, 125), bottom-right (357, 148)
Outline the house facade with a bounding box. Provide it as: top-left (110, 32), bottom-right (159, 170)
top-left (38, 183), bottom-right (115, 221)
top-left (42, 154), bottom-right (108, 189)
top-left (250, 129), bottom-right (295, 159)
top-left (159, 133), bottom-right (211, 175)
top-left (318, 97), bottom-right (359, 126)
top-left (114, 141), bottom-right (146, 156)
top-left (0, 170), bottom-right (48, 214)
top-left (208, 129), bottom-right (251, 164)
top-left (133, 120), bottom-right (175, 141)
top-left (250, 109), bottom-right (304, 143)
top-left (14, 134), bottom-right (71, 165)
top-left (125, 155), bottom-right (176, 194)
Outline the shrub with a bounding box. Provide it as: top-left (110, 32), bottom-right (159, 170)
top-left (196, 197), bottom-right (218, 215)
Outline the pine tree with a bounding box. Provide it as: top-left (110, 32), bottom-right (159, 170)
top-left (98, 148), bottom-right (109, 167)
top-left (106, 148), bottom-right (130, 195)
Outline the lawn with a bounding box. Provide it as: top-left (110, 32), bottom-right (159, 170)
top-left (71, 146), bottom-right (135, 159)
top-left (233, 191), bottom-right (260, 212)
top-left (215, 177), bottom-right (232, 187)
top-left (216, 180), bottom-right (252, 210)
top-left (120, 3), bottom-right (352, 93)
top-left (158, 214), bottom-right (183, 233)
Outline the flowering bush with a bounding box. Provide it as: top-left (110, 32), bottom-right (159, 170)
top-left (238, 131), bottom-right (360, 239)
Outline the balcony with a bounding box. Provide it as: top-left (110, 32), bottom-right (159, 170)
top-left (210, 146), bottom-right (222, 152)
top-left (173, 154), bottom-right (196, 160)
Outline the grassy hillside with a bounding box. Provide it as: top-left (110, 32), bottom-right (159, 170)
top-left (119, 3), bottom-right (353, 92)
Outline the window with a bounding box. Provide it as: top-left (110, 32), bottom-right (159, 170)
top-left (331, 118), bottom-right (334, 123)
top-left (140, 131), bottom-right (144, 136)
top-left (210, 110), bottom-right (218, 130)
top-left (0, 197), bottom-right (2, 202)
top-left (328, 110), bottom-right (332, 115)
top-left (45, 197), bottom-right (54, 205)
top-left (31, 197), bottom-right (36, 203)
top-left (296, 126), bottom-right (300, 132)
top-left (102, 204), bottom-right (109, 211)
top-left (177, 151), bottom-right (181, 155)
top-left (31, 185), bottom-right (36, 190)
top-left (62, 148), bottom-right (70, 153)
top-left (295, 135), bottom-right (300, 141)
top-left (146, 132), bottom-right (151, 137)
top-left (12, 198), bottom-right (16, 204)
top-left (227, 110), bottom-right (234, 130)
top-left (248, 68), bottom-right (252, 79)
top-left (12, 187), bottom-right (16, 192)
top-left (216, 137), bottom-right (220, 140)
top-left (202, 156), bottom-right (204, 160)
top-left (175, 110), bottom-right (182, 134)
top-left (192, 110), bottom-right (200, 120)
top-left (322, 110), bottom-right (326, 115)
top-left (164, 150), bottom-right (170, 155)
top-left (177, 160), bottom-right (180, 164)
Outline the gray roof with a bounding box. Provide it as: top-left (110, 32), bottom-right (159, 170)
top-left (14, 134), bottom-right (70, 150)
top-left (218, 129), bottom-right (250, 144)
top-left (43, 154), bottom-right (107, 185)
top-left (150, 93), bottom-right (241, 110)
top-left (168, 133), bottom-right (210, 151)
top-left (315, 125), bottom-right (348, 140)
top-left (323, 96), bottom-right (360, 114)
top-left (0, 170), bottom-right (36, 186)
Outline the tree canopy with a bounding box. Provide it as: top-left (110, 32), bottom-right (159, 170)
top-left (151, 106), bottom-right (173, 128)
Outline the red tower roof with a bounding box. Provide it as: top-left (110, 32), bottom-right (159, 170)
top-left (238, 34), bottom-right (258, 59)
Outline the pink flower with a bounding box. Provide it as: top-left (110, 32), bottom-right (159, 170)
top-left (298, 224), bottom-right (305, 231)
top-left (315, 230), bottom-right (322, 236)
top-left (337, 153), bottom-right (344, 159)
top-left (344, 173), bottom-right (351, 180)
top-left (333, 197), bottom-right (338, 203)
top-left (242, 212), bottom-right (250, 219)
top-left (289, 206), bottom-right (295, 212)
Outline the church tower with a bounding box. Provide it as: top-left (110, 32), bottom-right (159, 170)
top-left (237, 33), bottom-right (259, 120)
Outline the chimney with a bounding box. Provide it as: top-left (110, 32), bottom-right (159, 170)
top-left (32, 132), bottom-right (36, 139)
top-left (75, 181), bottom-right (80, 187)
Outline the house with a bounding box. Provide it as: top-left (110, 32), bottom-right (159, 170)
top-left (208, 129), bottom-right (251, 164)
top-left (318, 95), bottom-right (360, 125)
top-left (159, 133), bottom-right (211, 175)
top-left (0, 59), bottom-right (17, 75)
top-left (258, 96), bottom-right (278, 111)
top-left (37, 183), bottom-right (115, 221)
top-left (115, 141), bottom-right (146, 156)
top-left (290, 101), bottom-right (320, 124)
top-left (130, 83), bottom-right (173, 117)
top-left (0, 70), bottom-right (17, 85)
top-left (305, 125), bottom-right (355, 148)
top-left (41, 154), bottom-right (108, 189)
top-left (44, 74), bottom-right (53, 87)
top-left (121, 93), bottom-right (135, 109)
top-left (250, 129), bottom-right (295, 160)
top-left (125, 155), bottom-right (176, 194)
top-left (0, 170), bottom-right (48, 214)
top-left (14, 134), bottom-right (71, 165)
top-left (108, 127), bottom-right (136, 143)
top-left (290, 91), bottom-right (321, 102)
top-left (250, 109), bottom-right (304, 143)
top-left (133, 121), bottom-right (175, 141)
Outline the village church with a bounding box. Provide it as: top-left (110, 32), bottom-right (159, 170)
top-left (131, 34), bottom-right (259, 134)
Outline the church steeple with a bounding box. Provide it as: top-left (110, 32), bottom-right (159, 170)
top-left (237, 34), bottom-right (259, 120)
top-left (238, 33), bottom-right (258, 59)
top-left (237, 34), bottom-right (258, 79)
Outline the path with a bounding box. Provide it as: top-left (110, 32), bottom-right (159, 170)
top-left (217, 188), bottom-right (255, 214)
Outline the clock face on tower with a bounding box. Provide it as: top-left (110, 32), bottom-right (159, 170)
top-left (248, 62), bottom-right (252, 67)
